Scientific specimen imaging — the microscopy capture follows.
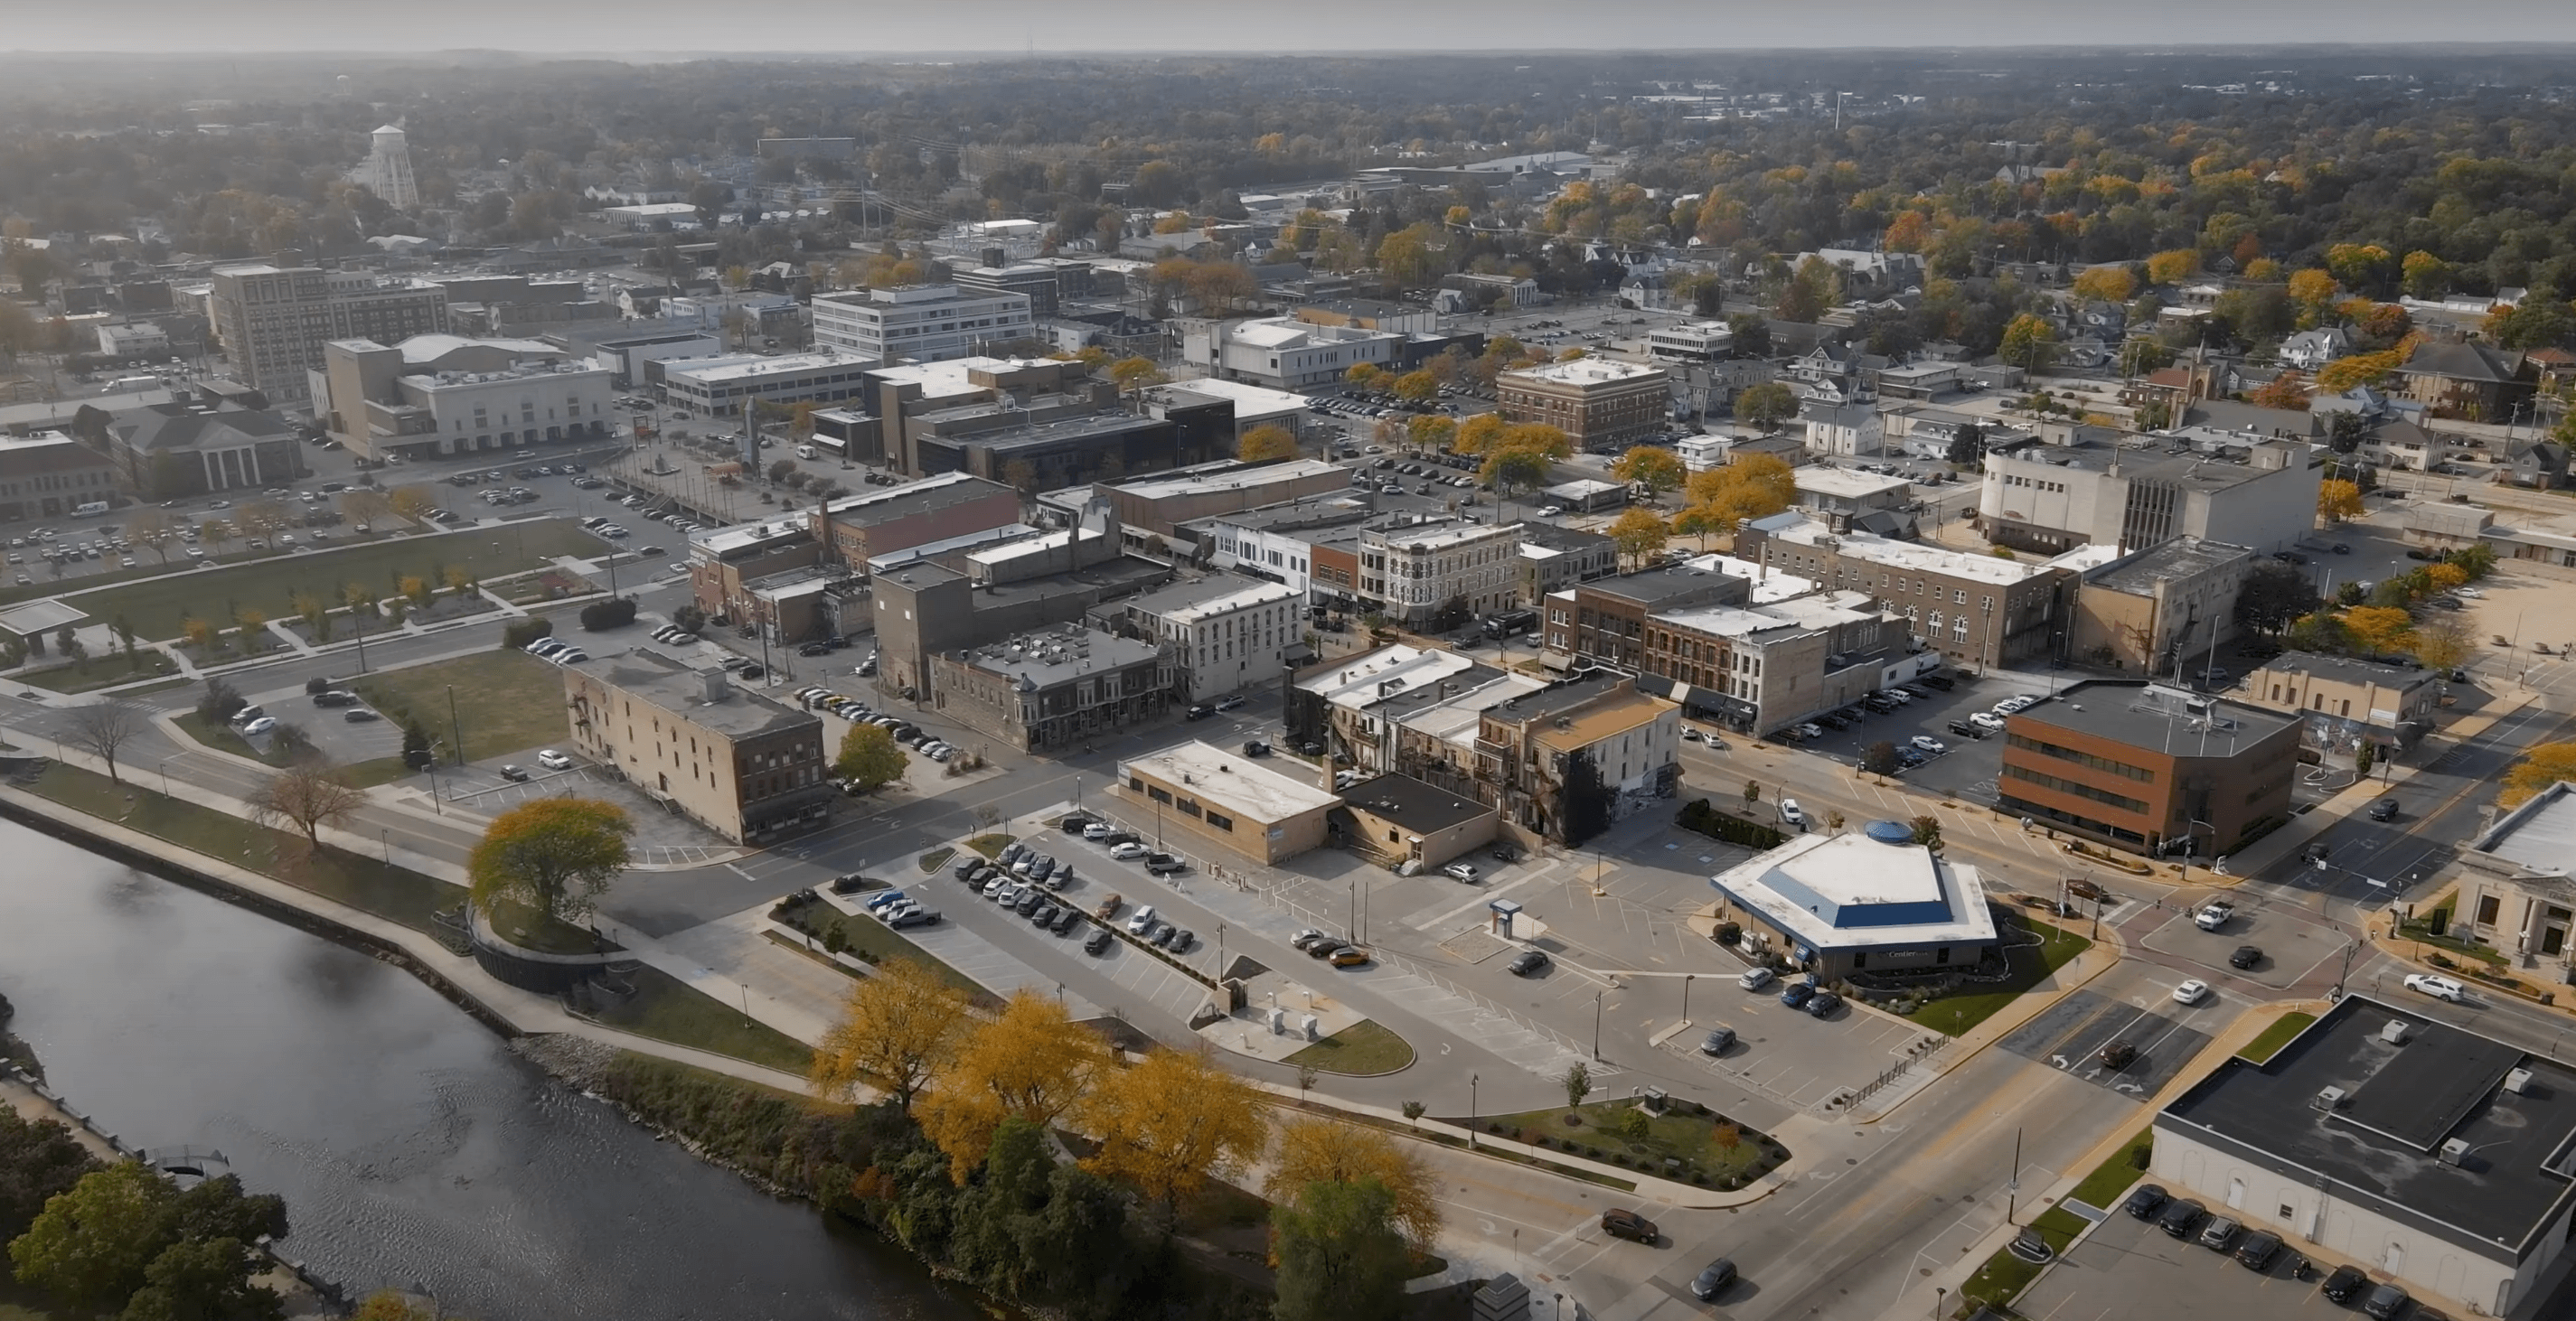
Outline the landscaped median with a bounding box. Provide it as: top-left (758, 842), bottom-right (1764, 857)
top-left (1463, 1093), bottom-right (1786, 1192)
top-left (1956, 1128), bottom-right (2153, 1316)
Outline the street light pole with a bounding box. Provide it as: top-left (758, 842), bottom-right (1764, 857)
top-left (447, 685), bottom-right (465, 767)
top-left (1593, 989), bottom-right (1604, 1061)
top-left (1682, 973), bottom-right (1695, 1024)
top-left (1469, 1073), bottom-right (1479, 1149)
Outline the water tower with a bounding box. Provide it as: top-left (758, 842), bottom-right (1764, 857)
top-left (365, 125), bottom-right (418, 210)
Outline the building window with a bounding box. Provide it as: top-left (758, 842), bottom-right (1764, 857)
top-left (1205, 810), bottom-right (1234, 831)
top-left (2477, 894), bottom-right (2501, 925)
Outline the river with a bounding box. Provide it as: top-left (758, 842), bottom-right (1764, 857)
top-left (0, 820), bottom-right (981, 1321)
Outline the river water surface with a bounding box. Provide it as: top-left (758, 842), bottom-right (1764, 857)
top-left (0, 820), bottom-right (980, 1321)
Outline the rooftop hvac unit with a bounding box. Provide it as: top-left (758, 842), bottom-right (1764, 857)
top-left (2313, 1086), bottom-right (2346, 1112)
top-left (2381, 1020), bottom-right (2411, 1045)
top-left (2505, 1067), bottom-right (2535, 1095)
top-left (2439, 1138), bottom-right (2472, 1166)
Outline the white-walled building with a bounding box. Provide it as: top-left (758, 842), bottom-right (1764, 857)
top-left (809, 285), bottom-right (1037, 365)
top-left (1979, 436), bottom-right (2322, 557)
top-left (1179, 316), bottom-right (1400, 390)
top-left (315, 334), bottom-right (616, 460)
top-left (96, 323), bottom-right (171, 359)
top-left (1359, 517), bottom-right (1525, 625)
top-left (2152, 996), bottom-right (2576, 1320)
top-left (1095, 576), bottom-right (1306, 702)
top-left (660, 351), bottom-right (875, 418)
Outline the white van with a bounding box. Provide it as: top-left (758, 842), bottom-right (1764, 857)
top-left (103, 375), bottom-right (160, 394)
top-left (71, 501), bottom-right (111, 519)
top-left (795, 445), bottom-right (817, 460)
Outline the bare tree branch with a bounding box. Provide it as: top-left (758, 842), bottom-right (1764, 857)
top-left (61, 699), bottom-right (147, 785)
top-left (247, 765), bottom-right (366, 850)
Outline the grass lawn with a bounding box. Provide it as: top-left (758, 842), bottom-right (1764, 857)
top-left (585, 963), bottom-right (814, 1073)
top-left (1472, 1097), bottom-right (1784, 1187)
top-left (1910, 920), bottom-right (2092, 1038)
top-left (965, 832), bottom-right (1014, 858)
top-left (2237, 1012), bottom-right (2318, 1064)
top-left (40, 519), bottom-right (605, 642)
top-left (348, 649), bottom-right (572, 762)
top-left (174, 710), bottom-right (291, 765)
top-left (771, 901), bottom-right (989, 1000)
top-left (14, 650), bottom-right (180, 693)
top-left (24, 761), bottom-right (464, 934)
top-left (1283, 1019), bottom-right (1416, 1076)
top-left (1959, 1129), bottom-right (2152, 1314)
top-left (918, 846), bottom-right (954, 875)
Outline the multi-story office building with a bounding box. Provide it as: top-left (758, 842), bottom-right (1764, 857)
top-left (1092, 575), bottom-right (1305, 703)
top-left (1496, 359), bottom-right (1671, 448)
top-left (1542, 567), bottom-right (1751, 671)
top-left (1178, 316), bottom-right (1400, 390)
top-left (659, 351), bottom-right (874, 418)
top-left (2068, 536), bottom-right (2258, 674)
top-left (559, 649), bottom-right (833, 845)
top-left (315, 336), bottom-right (616, 460)
top-left (1996, 680), bottom-right (2301, 858)
top-left (207, 265), bottom-right (449, 407)
top-left (1979, 436), bottom-right (2320, 557)
top-left (0, 431), bottom-right (122, 520)
top-left (810, 285), bottom-right (1036, 365)
top-left (1359, 516), bottom-right (1525, 626)
top-left (1642, 593), bottom-right (1906, 735)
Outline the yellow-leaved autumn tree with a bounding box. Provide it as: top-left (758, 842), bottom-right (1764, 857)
top-left (2340, 605), bottom-right (2417, 657)
top-left (1237, 424), bottom-right (1300, 464)
top-left (2504, 743), bottom-right (2576, 808)
top-left (917, 989), bottom-right (1112, 1181)
top-left (2317, 478), bottom-right (2365, 525)
top-left (1078, 1047), bottom-right (1269, 1221)
top-left (1610, 445), bottom-right (1687, 495)
top-left (1607, 508), bottom-right (1670, 568)
top-left (1450, 413), bottom-right (1508, 456)
top-left (809, 956), bottom-right (969, 1113)
top-left (1264, 1118), bottom-right (1443, 1250)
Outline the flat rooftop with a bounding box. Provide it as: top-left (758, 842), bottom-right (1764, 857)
top-left (569, 647), bottom-right (816, 738)
top-left (1337, 773), bottom-right (1494, 835)
top-left (1501, 358), bottom-right (1667, 387)
top-left (1748, 512), bottom-right (2059, 586)
top-left (2011, 680), bottom-right (2300, 754)
top-left (1678, 552), bottom-right (1818, 603)
top-left (1117, 459), bottom-right (1345, 501)
top-left (1710, 825), bottom-right (1998, 951)
top-left (819, 472), bottom-right (1012, 526)
top-left (2159, 995), bottom-right (2576, 1260)
top-left (1125, 739), bottom-right (1340, 823)
top-left (955, 625), bottom-right (1161, 689)
top-left (2248, 650), bottom-right (2440, 694)
top-left (1123, 575), bottom-right (1303, 624)
top-left (1794, 467), bottom-right (1914, 499)
top-left (663, 351), bottom-right (870, 384)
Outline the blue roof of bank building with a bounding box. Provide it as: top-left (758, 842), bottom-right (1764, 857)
top-left (1709, 823), bottom-right (1998, 954)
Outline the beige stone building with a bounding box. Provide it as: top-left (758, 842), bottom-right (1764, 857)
top-left (2451, 781), bottom-right (2576, 980)
top-left (1117, 739), bottom-right (1339, 867)
top-left (2069, 537), bottom-right (2257, 674)
top-left (561, 649), bottom-right (832, 844)
top-left (2242, 651), bottom-right (2443, 751)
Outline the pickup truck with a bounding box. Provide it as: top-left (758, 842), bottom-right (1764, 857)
top-left (2194, 900), bottom-right (2234, 932)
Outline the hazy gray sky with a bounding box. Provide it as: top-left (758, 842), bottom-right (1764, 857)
top-left (9, 0), bottom-right (2576, 53)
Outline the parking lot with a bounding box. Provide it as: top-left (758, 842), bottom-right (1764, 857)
top-left (1997, 988), bottom-right (2218, 1101)
top-left (2017, 1202), bottom-right (2399, 1321)
top-left (1785, 670), bottom-right (2061, 802)
top-left (1657, 979), bottom-right (1941, 1112)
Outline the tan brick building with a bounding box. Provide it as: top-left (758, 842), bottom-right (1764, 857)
top-left (1117, 739), bottom-right (1338, 867)
top-left (561, 649), bottom-right (832, 845)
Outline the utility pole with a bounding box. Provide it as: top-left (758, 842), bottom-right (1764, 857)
top-left (447, 685), bottom-right (465, 766)
top-left (2006, 1126), bottom-right (2025, 1225)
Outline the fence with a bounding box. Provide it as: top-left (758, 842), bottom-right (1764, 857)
top-left (1828, 1033), bottom-right (1950, 1110)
